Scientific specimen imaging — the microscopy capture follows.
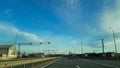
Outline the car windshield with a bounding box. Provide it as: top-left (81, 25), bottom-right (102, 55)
top-left (0, 0), bottom-right (120, 68)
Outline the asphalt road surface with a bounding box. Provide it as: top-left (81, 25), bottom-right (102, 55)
top-left (45, 58), bottom-right (119, 68)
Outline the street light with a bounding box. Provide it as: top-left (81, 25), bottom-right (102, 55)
top-left (15, 31), bottom-right (18, 45)
top-left (101, 38), bottom-right (105, 57)
top-left (81, 41), bottom-right (83, 54)
top-left (14, 31), bottom-right (19, 58)
top-left (15, 31), bottom-right (22, 58)
top-left (109, 27), bottom-right (118, 60)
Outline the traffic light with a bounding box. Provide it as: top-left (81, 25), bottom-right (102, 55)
top-left (29, 43), bottom-right (32, 45)
top-left (39, 42), bottom-right (42, 44)
top-left (48, 42), bottom-right (51, 44)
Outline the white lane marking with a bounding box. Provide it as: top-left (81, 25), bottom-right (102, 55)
top-left (41, 59), bottom-right (60, 68)
top-left (83, 59), bottom-right (119, 68)
top-left (76, 65), bottom-right (80, 68)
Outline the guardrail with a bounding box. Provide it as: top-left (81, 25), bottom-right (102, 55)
top-left (0, 57), bottom-right (59, 68)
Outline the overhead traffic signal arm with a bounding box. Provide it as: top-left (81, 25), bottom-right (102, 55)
top-left (17, 42), bottom-right (51, 57)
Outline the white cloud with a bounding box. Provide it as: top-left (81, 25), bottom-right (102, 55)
top-left (0, 23), bottom-right (18, 34)
top-left (20, 31), bottom-right (43, 42)
top-left (55, 0), bottom-right (81, 25)
top-left (101, 0), bottom-right (120, 33)
top-left (54, 0), bottom-right (102, 37)
top-left (0, 22), bottom-right (43, 43)
top-left (100, 0), bottom-right (120, 52)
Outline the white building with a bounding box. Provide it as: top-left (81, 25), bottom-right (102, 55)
top-left (0, 45), bottom-right (17, 60)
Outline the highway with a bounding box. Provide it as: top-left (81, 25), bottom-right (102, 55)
top-left (45, 58), bottom-right (120, 68)
top-left (3, 57), bottom-right (119, 68)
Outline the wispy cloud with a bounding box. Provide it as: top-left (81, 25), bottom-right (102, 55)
top-left (0, 22), bottom-right (18, 34)
top-left (101, 0), bottom-right (120, 33)
top-left (53, 0), bottom-right (103, 37)
top-left (55, 0), bottom-right (81, 25)
top-left (20, 31), bottom-right (43, 42)
top-left (0, 22), bottom-right (43, 43)
top-left (100, 0), bottom-right (120, 52)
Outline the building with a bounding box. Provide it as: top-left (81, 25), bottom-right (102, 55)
top-left (0, 45), bottom-right (17, 60)
top-left (34, 53), bottom-right (45, 58)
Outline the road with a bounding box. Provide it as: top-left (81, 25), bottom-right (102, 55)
top-left (45, 58), bottom-right (120, 68)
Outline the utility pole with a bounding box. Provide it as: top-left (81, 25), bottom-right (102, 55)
top-left (101, 38), bottom-right (104, 57)
top-left (15, 32), bottom-right (18, 45)
top-left (81, 41), bottom-right (84, 58)
top-left (15, 31), bottom-right (18, 58)
top-left (38, 42), bottom-right (42, 53)
top-left (109, 27), bottom-right (118, 60)
top-left (112, 31), bottom-right (118, 60)
top-left (81, 42), bottom-right (83, 54)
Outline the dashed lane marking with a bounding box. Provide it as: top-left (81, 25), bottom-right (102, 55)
top-left (41, 59), bottom-right (60, 68)
top-left (76, 65), bottom-right (80, 68)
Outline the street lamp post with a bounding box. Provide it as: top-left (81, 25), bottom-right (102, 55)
top-left (109, 27), bottom-right (118, 60)
top-left (81, 41), bottom-right (84, 58)
top-left (14, 31), bottom-right (18, 58)
top-left (15, 31), bottom-right (22, 58)
top-left (81, 42), bottom-right (83, 54)
top-left (101, 38), bottom-right (105, 57)
top-left (15, 31), bottom-right (18, 45)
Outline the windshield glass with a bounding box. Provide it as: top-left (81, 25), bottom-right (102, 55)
top-left (0, 0), bottom-right (120, 68)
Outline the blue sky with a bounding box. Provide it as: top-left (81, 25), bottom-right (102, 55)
top-left (0, 0), bottom-right (120, 54)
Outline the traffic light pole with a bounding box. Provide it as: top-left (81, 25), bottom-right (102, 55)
top-left (109, 27), bottom-right (118, 61)
top-left (101, 38), bottom-right (105, 57)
